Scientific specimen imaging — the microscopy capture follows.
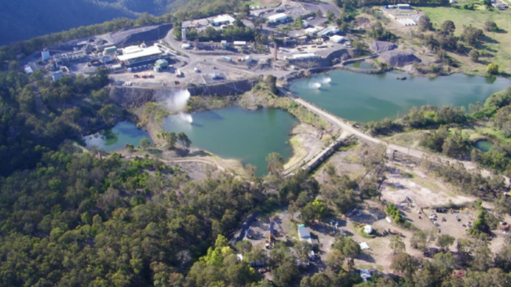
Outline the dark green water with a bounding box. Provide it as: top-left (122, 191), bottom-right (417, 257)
top-left (290, 71), bottom-right (511, 122)
top-left (475, 140), bottom-right (494, 153)
top-left (83, 121), bottom-right (151, 151)
top-left (162, 107), bottom-right (298, 176)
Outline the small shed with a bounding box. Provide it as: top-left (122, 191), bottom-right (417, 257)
top-left (24, 66), bottom-right (34, 75)
top-left (298, 225), bottom-right (312, 243)
top-left (364, 225), bottom-right (373, 234)
top-left (52, 71), bottom-right (63, 81)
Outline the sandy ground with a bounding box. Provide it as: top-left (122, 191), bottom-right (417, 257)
top-left (382, 163), bottom-right (476, 207)
top-left (284, 123), bottom-right (328, 171)
top-left (309, 143), bottom-right (511, 272)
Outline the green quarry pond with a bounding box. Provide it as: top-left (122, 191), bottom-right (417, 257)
top-left (475, 140), bottom-right (494, 153)
top-left (290, 70), bottom-right (511, 123)
top-left (162, 107), bottom-right (298, 176)
top-left (83, 121), bottom-right (151, 152)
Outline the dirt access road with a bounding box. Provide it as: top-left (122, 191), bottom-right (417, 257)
top-left (282, 89), bottom-right (500, 179)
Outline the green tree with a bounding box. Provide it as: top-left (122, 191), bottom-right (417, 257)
top-left (300, 273), bottom-right (332, 287)
top-left (487, 63), bottom-right (499, 75)
top-left (266, 152), bottom-right (283, 175)
top-left (177, 132), bottom-right (191, 148)
top-left (140, 138), bottom-right (152, 150)
top-left (484, 21), bottom-right (498, 32)
top-left (433, 252), bottom-right (456, 275)
top-left (326, 249), bottom-right (345, 273)
top-left (437, 234), bottom-right (455, 250)
top-left (391, 253), bottom-right (417, 281)
top-left (272, 259), bottom-right (300, 286)
top-left (389, 235), bottom-right (406, 254)
top-left (469, 50), bottom-right (480, 62)
top-left (326, 10), bottom-right (335, 22)
top-left (265, 75), bottom-right (277, 94)
top-left (418, 15), bottom-right (433, 32)
top-left (332, 237), bottom-right (361, 270)
top-left (410, 230), bottom-right (427, 251)
top-left (162, 131), bottom-right (177, 150)
top-left (440, 20), bottom-right (456, 35)
top-left (125, 143), bottom-right (135, 153)
top-left (295, 17), bottom-right (304, 29)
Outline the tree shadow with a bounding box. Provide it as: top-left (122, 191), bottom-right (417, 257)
top-left (148, 149), bottom-right (163, 156)
top-left (176, 148), bottom-right (190, 156)
top-left (482, 36), bottom-right (499, 44)
top-left (188, 150), bottom-right (209, 157)
top-left (357, 252), bottom-right (376, 263)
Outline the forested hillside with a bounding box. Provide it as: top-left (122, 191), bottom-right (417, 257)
top-left (0, 0), bottom-right (188, 46)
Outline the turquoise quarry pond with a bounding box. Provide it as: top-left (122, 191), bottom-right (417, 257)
top-left (290, 70), bottom-right (511, 123)
top-left (162, 107), bottom-right (298, 176)
top-left (83, 121), bottom-right (151, 152)
top-left (475, 140), bottom-right (494, 153)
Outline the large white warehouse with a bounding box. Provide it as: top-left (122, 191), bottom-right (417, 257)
top-left (117, 44), bottom-right (163, 66)
top-left (268, 13), bottom-right (289, 23)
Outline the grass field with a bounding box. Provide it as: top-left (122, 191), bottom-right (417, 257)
top-left (421, 6), bottom-right (511, 76)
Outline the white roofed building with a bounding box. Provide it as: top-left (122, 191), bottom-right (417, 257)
top-left (330, 35), bottom-right (345, 43)
top-left (268, 13), bottom-right (290, 23)
top-left (233, 41), bottom-right (247, 46)
top-left (318, 26), bottom-right (340, 37)
top-left (117, 45), bottom-right (163, 66)
top-left (211, 14), bottom-right (236, 26)
top-left (292, 53), bottom-right (317, 60)
top-left (304, 27), bottom-right (322, 35)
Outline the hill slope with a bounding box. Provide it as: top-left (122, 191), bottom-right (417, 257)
top-left (0, 0), bottom-right (185, 46)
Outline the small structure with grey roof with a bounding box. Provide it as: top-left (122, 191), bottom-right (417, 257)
top-left (298, 225), bottom-right (312, 243)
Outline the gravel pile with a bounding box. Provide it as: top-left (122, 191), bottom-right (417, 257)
top-left (380, 50), bottom-right (421, 67)
top-left (370, 40), bottom-right (397, 53)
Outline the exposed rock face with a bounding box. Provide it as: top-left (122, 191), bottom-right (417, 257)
top-left (380, 50), bottom-right (421, 67)
top-left (370, 40), bottom-right (397, 53)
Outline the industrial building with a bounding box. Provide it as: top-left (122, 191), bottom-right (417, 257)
top-left (103, 46), bottom-right (117, 55)
top-left (211, 14), bottom-right (236, 26)
top-left (117, 44), bottom-right (163, 66)
top-left (268, 13), bottom-right (290, 24)
top-left (154, 59), bottom-right (169, 72)
top-left (317, 26), bottom-right (340, 37)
